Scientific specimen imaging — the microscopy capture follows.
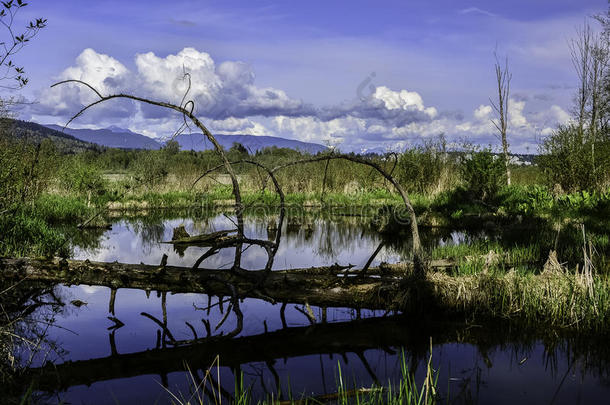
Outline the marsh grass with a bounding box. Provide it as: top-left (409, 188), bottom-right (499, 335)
top-left (29, 194), bottom-right (90, 223)
top-left (167, 350), bottom-right (439, 405)
top-left (400, 261), bottom-right (610, 332)
top-left (106, 188), bottom-right (408, 210)
top-left (429, 241), bottom-right (545, 275)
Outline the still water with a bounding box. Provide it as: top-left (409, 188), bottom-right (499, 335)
top-left (21, 212), bottom-right (610, 404)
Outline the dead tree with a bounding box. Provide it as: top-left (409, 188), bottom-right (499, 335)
top-left (569, 20), bottom-right (610, 176)
top-left (192, 154), bottom-right (425, 274)
top-left (52, 78), bottom-right (425, 276)
top-left (191, 159), bottom-right (286, 274)
top-left (571, 22), bottom-right (594, 132)
top-left (51, 78), bottom-right (253, 328)
top-left (490, 52), bottom-right (512, 186)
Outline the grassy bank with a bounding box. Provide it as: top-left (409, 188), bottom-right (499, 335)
top-left (369, 255), bottom-right (610, 334)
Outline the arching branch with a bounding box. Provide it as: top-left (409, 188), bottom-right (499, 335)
top-left (191, 159), bottom-right (285, 273)
top-left (51, 80), bottom-right (245, 241)
top-left (271, 153), bottom-right (425, 274)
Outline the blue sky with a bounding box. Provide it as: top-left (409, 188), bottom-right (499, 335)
top-left (9, 0), bottom-right (609, 152)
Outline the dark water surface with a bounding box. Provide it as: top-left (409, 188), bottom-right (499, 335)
top-left (21, 212), bottom-right (610, 404)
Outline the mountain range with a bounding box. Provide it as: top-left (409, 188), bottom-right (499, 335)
top-left (45, 124), bottom-right (163, 150)
top-left (7, 120), bottom-right (95, 153)
top-left (171, 132), bottom-right (327, 154)
top-left (43, 124), bottom-right (327, 154)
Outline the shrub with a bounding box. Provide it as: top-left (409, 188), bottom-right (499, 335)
top-left (537, 123), bottom-right (610, 192)
top-left (0, 212), bottom-right (68, 257)
top-left (397, 135), bottom-right (457, 194)
top-left (60, 159), bottom-right (107, 205)
top-left (460, 149), bottom-right (506, 202)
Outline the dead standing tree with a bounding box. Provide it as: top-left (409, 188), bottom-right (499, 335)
top-left (490, 52), bottom-right (512, 186)
top-left (191, 154), bottom-right (425, 275)
top-left (569, 20), bottom-right (610, 176)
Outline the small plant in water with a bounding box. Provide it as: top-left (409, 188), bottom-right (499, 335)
top-left (166, 346), bottom-right (439, 405)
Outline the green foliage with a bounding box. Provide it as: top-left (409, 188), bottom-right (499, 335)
top-left (31, 194), bottom-right (90, 223)
top-left (227, 142), bottom-right (249, 160)
top-left (537, 124), bottom-right (610, 192)
top-left (0, 135), bottom-right (58, 210)
top-left (59, 158), bottom-right (107, 206)
top-left (163, 140), bottom-right (180, 156)
top-left (496, 185), bottom-right (555, 215)
top-left (0, 212), bottom-right (67, 257)
top-left (510, 165), bottom-right (544, 186)
top-left (131, 150), bottom-right (168, 188)
top-left (397, 136), bottom-right (458, 194)
top-left (460, 148), bottom-right (506, 201)
top-left (0, 0), bottom-right (46, 89)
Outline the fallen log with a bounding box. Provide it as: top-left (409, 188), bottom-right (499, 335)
top-left (1, 255), bottom-right (526, 313)
top-left (0, 257), bottom-right (395, 310)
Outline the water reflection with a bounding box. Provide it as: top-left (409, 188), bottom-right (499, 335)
top-left (5, 211), bottom-right (610, 404)
top-left (73, 213), bottom-right (409, 270)
top-left (9, 282), bottom-right (610, 405)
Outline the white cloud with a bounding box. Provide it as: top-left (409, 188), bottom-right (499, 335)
top-left (37, 48), bottom-right (132, 118)
top-left (474, 104), bottom-right (492, 121)
top-left (508, 99), bottom-right (528, 128)
top-left (459, 7), bottom-right (497, 18)
top-left (373, 86), bottom-right (438, 118)
top-left (29, 47), bottom-right (576, 153)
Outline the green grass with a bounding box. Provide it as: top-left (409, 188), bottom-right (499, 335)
top-left (393, 262), bottom-right (610, 333)
top-left (107, 187), bottom-right (408, 210)
top-left (0, 195), bottom-right (89, 257)
top-left (167, 350), bottom-right (439, 405)
top-left (429, 240), bottom-right (545, 275)
top-left (0, 212), bottom-right (68, 257)
top-left (29, 194), bottom-right (91, 223)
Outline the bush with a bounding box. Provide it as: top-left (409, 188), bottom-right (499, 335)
top-left (0, 137), bottom-right (57, 210)
top-left (537, 124), bottom-right (610, 192)
top-left (397, 136), bottom-right (456, 194)
top-left (131, 150), bottom-right (169, 189)
top-left (460, 149), bottom-right (506, 202)
top-left (496, 185), bottom-right (554, 215)
top-left (60, 159), bottom-right (107, 205)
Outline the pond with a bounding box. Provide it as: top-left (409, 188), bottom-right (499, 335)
top-left (15, 210), bottom-right (610, 404)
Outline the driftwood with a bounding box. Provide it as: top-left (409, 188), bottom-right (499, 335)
top-left (167, 228), bottom-right (238, 246)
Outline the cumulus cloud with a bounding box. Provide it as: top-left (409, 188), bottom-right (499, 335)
top-left (36, 48), bottom-right (134, 119)
top-left (473, 105), bottom-right (492, 121)
top-left (29, 47), bottom-right (575, 153)
top-left (372, 86), bottom-right (438, 118)
top-left (36, 47), bottom-right (315, 122)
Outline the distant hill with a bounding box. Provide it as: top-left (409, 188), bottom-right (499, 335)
top-left (41, 124), bottom-right (327, 154)
top-left (45, 124), bottom-right (162, 150)
top-left (173, 133), bottom-right (327, 154)
top-left (7, 120), bottom-right (95, 153)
